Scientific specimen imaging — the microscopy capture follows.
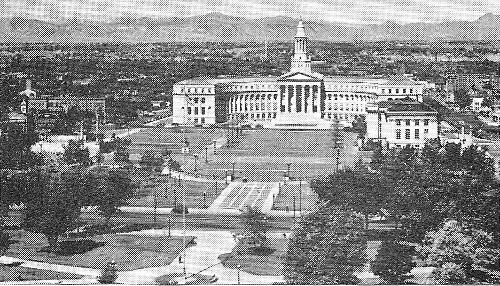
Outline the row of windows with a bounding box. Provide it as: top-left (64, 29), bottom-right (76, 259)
top-left (395, 129), bottom-right (429, 140)
top-left (381, 88), bottom-right (414, 94)
top-left (187, 107), bottom-right (206, 115)
top-left (230, 84), bottom-right (276, 91)
top-left (233, 94), bottom-right (278, 101)
top-left (395, 119), bottom-right (429, 126)
top-left (326, 94), bottom-right (371, 101)
top-left (190, 97), bottom-right (206, 104)
top-left (326, 113), bottom-right (358, 120)
top-left (181, 88), bottom-right (212, 94)
top-left (327, 103), bottom-right (364, 112)
top-left (325, 84), bottom-right (377, 91)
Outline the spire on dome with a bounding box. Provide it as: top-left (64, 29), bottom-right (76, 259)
top-left (295, 19), bottom-right (306, 38)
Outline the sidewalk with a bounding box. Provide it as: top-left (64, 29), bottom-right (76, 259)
top-left (118, 206), bottom-right (301, 218)
top-left (0, 256), bottom-right (100, 277)
top-left (117, 229), bottom-right (285, 285)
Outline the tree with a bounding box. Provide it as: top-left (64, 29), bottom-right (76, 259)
top-left (22, 168), bottom-right (85, 252)
top-left (62, 140), bottom-right (91, 166)
top-left (311, 170), bottom-right (385, 229)
top-left (371, 239), bottom-right (416, 284)
top-left (239, 206), bottom-right (271, 249)
top-left (89, 168), bottom-right (136, 225)
top-left (417, 220), bottom-right (500, 284)
top-left (284, 207), bottom-right (366, 284)
top-left (140, 150), bottom-right (164, 171)
top-left (454, 89), bottom-right (472, 110)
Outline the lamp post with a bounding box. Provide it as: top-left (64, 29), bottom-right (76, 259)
top-left (225, 170), bottom-right (228, 184)
top-left (293, 195), bottom-right (296, 219)
top-left (299, 181), bottom-right (302, 213)
top-left (193, 153), bottom-right (199, 172)
top-left (205, 146), bottom-right (208, 162)
top-left (168, 218), bottom-right (171, 237)
top-left (286, 163), bottom-right (292, 178)
top-left (154, 190), bottom-right (158, 223)
top-left (231, 161), bottom-right (236, 177)
top-left (203, 191), bottom-right (207, 208)
top-left (336, 148), bottom-right (340, 172)
top-left (213, 140), bottom-right (217, 155)
top-left (237, 264), bottom-right (241, 285)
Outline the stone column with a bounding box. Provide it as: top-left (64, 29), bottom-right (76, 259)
top-left (300, 84), bottom-right (307, 113)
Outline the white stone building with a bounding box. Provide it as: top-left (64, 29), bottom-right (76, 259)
top-left (172, 21), bottom-right (425, 129)
top-left (366, 99), bottom-right (439, 149)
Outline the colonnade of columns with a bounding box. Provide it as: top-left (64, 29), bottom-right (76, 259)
top-left (280, 83), bottom-right (321, 114)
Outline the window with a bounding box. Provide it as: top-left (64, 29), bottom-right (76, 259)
top-left (406, 119), bottom-right (410, 126)
top-left (403, 89), bottom-right (406, 93)
top-left (396, 119), bottom-right (401, 126)
top-left (409, 89), bottom-right (413, 93)
top-left (201, 107), bottom-right (205, 115)
top-left (396, 129), bottom-right (401, 139)
top-left (415, 129), bottom-right (420, 139)
top-left (194, 118), bottom-right (198, 123)
top-left (194, 98), bottom-right (199, 104)
top-left (396, 89), bottom-right (399, 94)
top-left (194, 107), bottom-right (198, 115)
top-left (424, 129), bottom-right (429, 134)
top-left (424, 119), bottom-right (429, 126)
top-left (187, 107), bottom-right (192, 115)
top-left (415, 119), bottom-right (419, 126)
top-left (388, 89), bottom-right (392, 94)
top-left (405, 129), bottom-right (411, 139)
top-left (382, 89), bottom-right (385, 94)
top-left (201, 118), bottom-right (205, 124)
top-left (201, 98), bottom-right (206, 104)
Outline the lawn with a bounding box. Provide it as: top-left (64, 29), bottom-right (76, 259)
top-left (272, 182), bottom-right (318, 212)
top-left (127, 170), bottom-right (219, 208)
top-left (218, 237), bottom-right (288, 276)
top-left (5, 230), bottom-right (195, 271)
top-left (0, 265), bottom-right (83, 282)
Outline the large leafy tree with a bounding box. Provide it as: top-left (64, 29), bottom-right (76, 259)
top-left (284, 207), bottom-right (366, 284)
top-left (371, 238), bottom-right (416, 284)
top-left (140, 150), bottom-right (164, 171)
top-left (62, 139), bottom-right (91, 166)
top-left (22, 168), bottom-right (86, 252)
top-left (239, 206), bottom-right (271, 249)
top-left (87, 168), bottom-right (136, 225)
top-left (311, 169), bottom-right (385, 229)
top-left (418, 220), bottom-right (500, 284)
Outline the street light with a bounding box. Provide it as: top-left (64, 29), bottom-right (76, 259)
top-left (336, 148), bottom-right (340, 172)
top-left (286, 163), bottom-right (292, 178)
top-left (237, 264), bottom-right (241, 285)
top-left (231, 161), bottom-right (236, 177)
top-left (205, 146), bottom-right (208, 163)
top-left (193, 153), bottom-right (199, 172)
top-left (213, 140), bottom-right (217, 155)
top-left (203, 191), bottom-right (207, 208)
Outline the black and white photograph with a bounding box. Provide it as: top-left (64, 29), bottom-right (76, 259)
top-left (0, 0), bottom-right (499, 284)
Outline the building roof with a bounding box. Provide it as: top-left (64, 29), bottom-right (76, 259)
top-left (176, 75), bottom-right (278, 85)
top-left (378, 98), bottom-right (437, 114)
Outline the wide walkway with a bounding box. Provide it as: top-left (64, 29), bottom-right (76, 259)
top-left (117, 229), bottom-right (285, 284)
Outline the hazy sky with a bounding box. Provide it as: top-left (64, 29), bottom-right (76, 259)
top-left (1, 0), bottom-right (499, 24)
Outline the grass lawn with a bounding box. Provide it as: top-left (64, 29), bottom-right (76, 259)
top-left (272, 183), bottom-right (318, 212)
top-left (5, 230), bottom-right (195, 271)
top-left (0, 265), bottom-right (83, 282)
top-left (127, 170), bottom-right (218, 208)
top-left (218, 237), bottom-right (288, 276)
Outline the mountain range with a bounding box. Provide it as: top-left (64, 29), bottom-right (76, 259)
top-left (0, 12), bottom-right (499, 43)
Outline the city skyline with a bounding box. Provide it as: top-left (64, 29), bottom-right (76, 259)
top-left (0, 0), bottom-right (499, 25)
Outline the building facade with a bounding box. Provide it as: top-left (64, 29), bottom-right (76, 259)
top-left (172, 21), bottom-right (425, 129)
top-left (366, 100), bottom-right (438, 149)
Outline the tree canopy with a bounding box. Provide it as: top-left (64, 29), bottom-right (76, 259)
top-left (284, 207), bottom-right (366, 284)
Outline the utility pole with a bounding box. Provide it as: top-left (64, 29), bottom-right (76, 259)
top-left (299, 181), bottom-right (302, 213)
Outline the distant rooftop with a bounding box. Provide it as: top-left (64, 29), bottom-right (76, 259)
top-left (379, 98), bottom-right (437, 113)
top-left (177, 75), bottom-right (278, 85)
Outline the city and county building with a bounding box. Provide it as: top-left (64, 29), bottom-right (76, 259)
top-left (366, 99), bottom-right (438, 149)
top-left (172, 20), bottom-right (426, 129)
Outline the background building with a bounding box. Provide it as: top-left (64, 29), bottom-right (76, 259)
top-left (366, 99), bottom-right (438, 149)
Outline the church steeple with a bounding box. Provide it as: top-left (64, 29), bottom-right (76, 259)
top-left (290, 19), bottom-right (311, 74)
